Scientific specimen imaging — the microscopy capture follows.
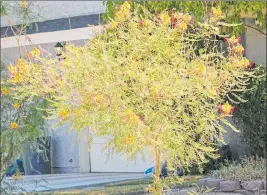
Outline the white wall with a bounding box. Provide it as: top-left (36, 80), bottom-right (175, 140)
top-left (245, 26), bottom-right (266, 66)
top-left (90, 138), bottom-right (154, 173)
top-left (1, 1), bottom-right (106, 27)
top-left (50, 124), bottom-right (80, 174)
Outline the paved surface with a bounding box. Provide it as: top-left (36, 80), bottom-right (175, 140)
top-left (4, 173), bottom-right (146, 193)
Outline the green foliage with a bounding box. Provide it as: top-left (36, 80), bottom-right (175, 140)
top-left (6, 3), bottom-right (258, 194)
top-left (233, 66), bottom-right (266, 157)
top-left (103, 1), bottom-right (266, 35)
top-left (0, 60), bottom-right (49, 180)
top-left (209, 156), bottom-right (266, 181)
top-left (0, 1), bottom-right (8, 16)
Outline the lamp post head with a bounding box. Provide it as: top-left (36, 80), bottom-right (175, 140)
top-left (54, 42), bottom-right (64, 56)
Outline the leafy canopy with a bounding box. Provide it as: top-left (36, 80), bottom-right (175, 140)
top-left (7, 1), bottom-right (258, 179)
top-left (103, 1), bottom-right (266, 35)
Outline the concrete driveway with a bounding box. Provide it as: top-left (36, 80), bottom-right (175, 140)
top-left (3, 173), bottom-right (146, 193)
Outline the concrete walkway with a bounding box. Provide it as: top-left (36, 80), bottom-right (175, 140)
top-left (4, 173), bottom-right (146, 193)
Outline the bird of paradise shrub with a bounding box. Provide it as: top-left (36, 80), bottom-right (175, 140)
top-left (7, 2), bottom-right (260, 194)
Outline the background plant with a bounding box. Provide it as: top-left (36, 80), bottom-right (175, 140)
top-left (209, 156), bottom-right (266, 181)
top-left (7, 3), bottom-right (259, 194)
top-left (1, 59), bottom-right (49, 182)
top-left (233, 66), bottom-right (266, 158)
top-left (103, 1), bottom-right (266, 36)
top-left (1, 2), bottom-right (49, 191)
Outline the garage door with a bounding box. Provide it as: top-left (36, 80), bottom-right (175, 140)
top-left (90, 137), bottom-right (154, 173)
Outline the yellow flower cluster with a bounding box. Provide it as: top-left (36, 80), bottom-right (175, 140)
top-left (232, 45), bottom-right (245, 55)
top-left (211, 7), bottom-right (224, 18)
top-left (114, 2), bottom-right (131, 22)
top-left (1, 87), bottom-right (9, 96)
top-left (124, 108), bottom-right (139, 124)
top-left (20, 1), bottom-right (28, 8)
top-left (59, 109), bottom-right (69, 121)
top-left (229, 58), bottom-right (251, 70)
top-left (159, 12), bottom-right (171, 25)
top-left (31, 47), bottom-right (41, 56)
top-left (178, 22), bottom-right (188, 31)
top-left (13, 103), bottom-right (20, 109)
top-left (218, 102), bottom-right (235, 116)
top-left (10, 122), bottom-right (19, 129)
top-left (123, 135), bottom-right (134, 144)
top-left (8, 59), bottom-right (28, 83)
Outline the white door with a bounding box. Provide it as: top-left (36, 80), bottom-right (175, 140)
top-left (90, 137), bottom-right (154, 173)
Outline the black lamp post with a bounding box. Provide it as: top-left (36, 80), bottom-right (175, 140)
top-left (54, 42), bottom-right (64, 56)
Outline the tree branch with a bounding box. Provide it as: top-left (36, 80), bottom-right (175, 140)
top-left (244, 24), bottom-right (267, 36)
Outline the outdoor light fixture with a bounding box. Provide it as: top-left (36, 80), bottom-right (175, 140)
top-left (54, 42), bottom-right (64, 56)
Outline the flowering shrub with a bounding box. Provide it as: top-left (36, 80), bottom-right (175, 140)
top-left (103, 1), bottom-right (266, 35)
top-left (0, 59), bottom-right (49, 181)
top-left (6, 3), bottom-right (258, 194)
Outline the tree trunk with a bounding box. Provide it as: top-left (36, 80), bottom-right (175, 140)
top-left (154, 148), bottom-right (162, 195)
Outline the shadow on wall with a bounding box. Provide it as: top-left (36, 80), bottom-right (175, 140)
top-left (50, 124), bottom-right (80, 174)
top-left (223, 119), bottom-right (250, 159)
top-left (23, 137), bottom-right (51, 175)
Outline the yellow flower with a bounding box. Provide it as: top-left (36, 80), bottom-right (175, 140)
top-left (10, 122), bottom-right (19, 129)
top-left (151, 86), bottom-right (159, 94)
top-left (13, 74), bottom-right (23, 83)
top-left (129, 20), bottom-right (138, 29)
top-left (1, 87), bottom-right (9, 96)
top-left (218, 102), bottom-right (235, 116)
top-left (129, 115), bottom-right (137, 124)
top-left (159, 12), bottom-right (170, 25)
top-left (17, 59), bottom-right (26, 68)
top-left (31, 48), bottom-right (41, 56)
top-left (183, 14), bottom-right (192, 23)
top-left (8, 64), bottom-right (17, 75)
top-left (114, 2), bottom-right (131, 22)
top-left (13, 103), bottom-right (20, 109)
top-left (143, 20), bottom-right (152, 27)
top-left (124, 136), bottom-right (134, 144)
top-left (124, 108), bottom-right (139, 124)
top-left (195, 64), bottom-right (206, 75)
top-left (127, 71), bottom-right (135, 78)
top-left (59, 109), bottom-right (69, 120)
top-left (211, 7), bottom-right (224, 18)
top-left (179, 22), bottom-right (188, 31)
top-left (125, 108), bottom-right (133, 115)
top-left (95, 95), bottom-right (102, 103)
top-left (20, 1), bottom-right (28, 8)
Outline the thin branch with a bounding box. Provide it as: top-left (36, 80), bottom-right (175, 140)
top-left (244, 24), bottom-right (267, 36)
